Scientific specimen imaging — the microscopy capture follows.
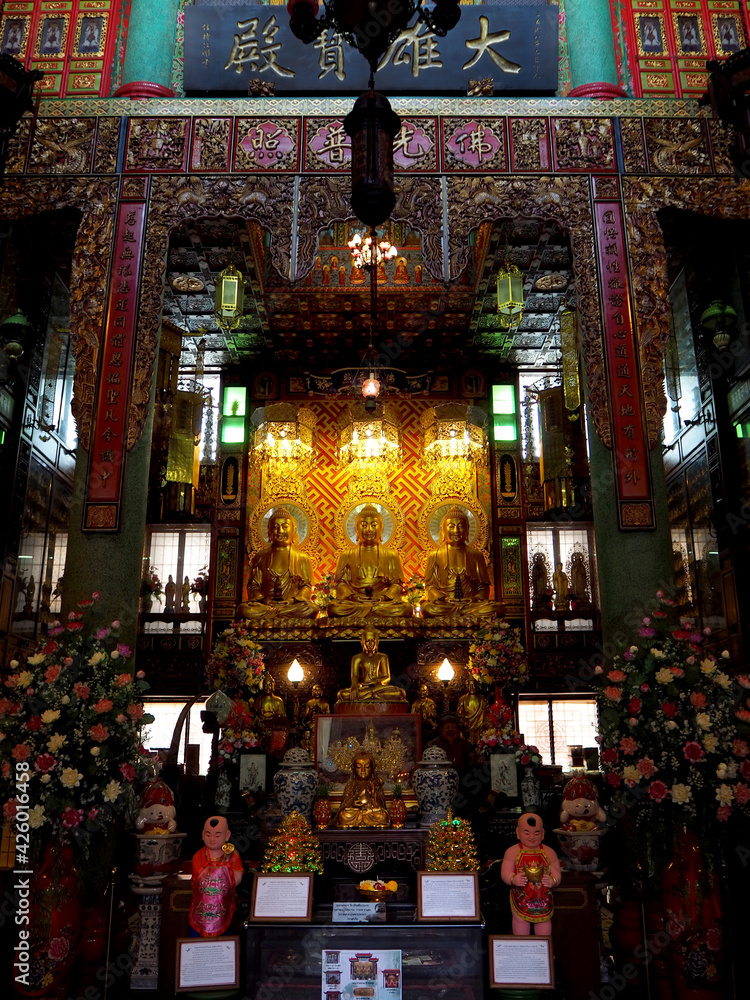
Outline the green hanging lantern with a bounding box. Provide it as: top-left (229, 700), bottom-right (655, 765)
top-left (496, 263), bottom-right (524, 330)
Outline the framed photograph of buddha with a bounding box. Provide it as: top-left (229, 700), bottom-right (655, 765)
top-left (636, 14), bottom-right (666, 57)
top-left (1, 16), bottom-right (30, 59)
top-left (712, 14), bottom-right (744, 54)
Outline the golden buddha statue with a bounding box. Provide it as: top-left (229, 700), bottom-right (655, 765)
top-left (456, 676), bottom-right (489, 743)
top-left (303, 684), bottom-right (330, 727)
top-left (254, 674), bottom-right (288, 727)
top-left (410, 683), bottom-right (438, 731)
top-left (327, 505), bottom-right (412, 620)
top-left (333, 752), bottom-right (390, 828)
top-left (237, 506), bottom-right (318, 620)
top-left (336, 627), bottom-right (407, 704)
top-left (421, 506), bottom-right (505, 619)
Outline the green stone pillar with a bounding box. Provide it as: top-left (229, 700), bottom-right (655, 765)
top-left (64, 409), bottom-right (154, 655)
top-left (114, 0), bottom-right (180, 98)
top-left (565, 0), bottom-right (625, 98)
top-left (587, 421), bottom-right (674, 655)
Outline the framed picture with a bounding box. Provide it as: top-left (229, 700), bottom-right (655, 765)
top-left (417, 872), bottom-right (480, 922)
top-left (315, 713), bottom-right (421, 785)
top-left (36, 15), bottom-right (68, 57)
top-left (250, 873), bottom-right (313, 922)
top-left (1, 16), bottom-right (29, 58)
top-left (75, 14), bottom-right (106, 57)
top-left (636, 14), bottom-right (666, 57)
top-left (239, 752), bottom-right (266, 793)
top-left (712, 14), bottom-right (743, 54)
top-left (490, 753), bottom-right (519, 797)
top-left (674, 14), bottom-right (704, 55)
top-left (489, 935), bottom-right (555, 990)
top-left (175, 936), bottom-right (240, 992)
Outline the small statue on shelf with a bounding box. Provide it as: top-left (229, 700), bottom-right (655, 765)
top-left (165, 575), bottom-right (176, 612)
top-left (456, 675), bottom-right (489, 743)
top-left (303, 684), bottom-right (330, 727)
top-left (327, 505), bottom-right (412, 620)
top-left (410, 683), bottom-right (438, 734)
top-left (531, 552), bottom-right (550, 609)
top-left (254, 674), bottom-right (288, 728)
top-left (500, 813), bottom-right (561, 936)
top-left (333, 753), bottom-right (390, 828)
top-left (336, 627), bottom-right (407, 704)
top-left (570, 552), bottom-right (590, 608)
top-left (181, 575), bottom-right (191, 612)
top-left (189, 816), bottom-right (244, 937)
top-left (421, 506), bottom-right (504, 619)
top-left (553, 562), bottom-right (569, 611)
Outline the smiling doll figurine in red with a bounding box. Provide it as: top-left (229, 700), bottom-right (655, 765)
top-left (189, 815), bottom-right (244, 936)
top-left (500, 812), bottom-right (561, 935)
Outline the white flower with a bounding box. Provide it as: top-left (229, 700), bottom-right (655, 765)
top-left (27, 653), bottom-right (45, 666)
top-left (655, 668), bottom-right (673, 684)
top-left (716, 784), bottom-right (734, 806)
top-left (60, 767), bottom-right (82, 788)
top-left (28, 805), bottom-right (46, 828)
top-left (47, 733), bottom-right (66, 752)
top-left (696, 713), bottom-right (711, 730)
top-left (629, 645), bottom-right (638, 653)
top-left (41, 709), bottom-right (60, 724)
top-left (110, 650), bottom-right (120, 660)
top-left (41, 774), bottom-right (51, 784)
top-left (650, 648), bottom-right (665, 658)
top-left (666, 720), bottom-right (677, 730)
top-left (700, 658), bottom-right (717, 674)
top-left (90, 747), bottom-right (101, 756)
top-left (671, 784), bottom-right (692, 804)
top-left (61, 695), bottom-right (70, 705)
top-left (623, 765), bottom-right (641, 783)
top-left (103, 780), bottom-right (122, 803)
top-left (10, 659), bottom-right (18, 668)
top-left (703, 734), bottom-right (719, 752)
top-left (88, 651), bottom-right (106, 666)
top-left (17, 671), bottom-right (33, 688)
top-left (714, 672), bottom-right (731, 689)
top-left (721, 650), bottom-right (730, 659)
top-left (628, 718), bottom-right (639, 727)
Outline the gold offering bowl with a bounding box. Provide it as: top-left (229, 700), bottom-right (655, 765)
top-left (357, 888), bottom-right (395, 902)
top-left (524, 862), bottom-right (544, 883)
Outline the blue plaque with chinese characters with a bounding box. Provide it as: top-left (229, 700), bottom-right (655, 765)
top-left (184, 5), bottom-right (558, 94)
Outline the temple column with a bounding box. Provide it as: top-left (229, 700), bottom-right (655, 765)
top-left (587, 421), bottom-right (674, 653)
top-left (113, 0), bottom-right (179, 98)
top-left (565, 0), bottom-right (627, 99)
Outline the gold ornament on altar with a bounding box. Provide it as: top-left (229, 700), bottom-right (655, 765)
top-left (251, 402), bottom-right (317, 480)
top-left (327, 722), bottom-right (408, 784)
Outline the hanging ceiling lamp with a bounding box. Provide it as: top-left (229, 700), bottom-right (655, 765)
top-left (701, 299), bottom-right (737, 350)
top-left (496, 261), bottom-right (525, 330)
top-left (213, 265), bottom-right (246, 331)
top-left (251, 402), bottom-right (317, 477)
top-left (421, 402), bottom-right (488, 474)
top-left (338, 400), bottom-right (402, 474)
top-left (348, 231), bottom-right (398, 270)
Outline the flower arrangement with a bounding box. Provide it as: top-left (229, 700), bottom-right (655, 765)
top-left (596, 590), bottom-right (750, 874)
top-left (468, 619), bottom-right (528, 689)
top-left (206, 621), bottom-right (266, 699)
top-left (477, 696), bottom-right (523, 755)
top-left (190, 566), bottom-right (209, 596)
top-left (217, 703), bottom-right (259, 768)
top-left (312, 573), bottom-right (336, 610)
top-left (141, 567), bottom-right (163, 603)
top-left (0, 595), bottom-right (153, 861)
top-left (403, 574), bottom-right (426, 609)
top-left (515, 744), bottom-right (543, 768)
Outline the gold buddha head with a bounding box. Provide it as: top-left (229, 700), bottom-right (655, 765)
top-left (352, 753), bottom-right (375, 780)
top-left (439, 506), bottom-right (470, 546)
top-left (361, 626), bottom-right (379, 653)
top-left (417, 683), bottom-right (429, 699)
top-left (268, 506), bottom-right (300, 547)
top-left (311, 683), bottom-right (323, 699)
top-left (355, 505), bottom-right (384, 546)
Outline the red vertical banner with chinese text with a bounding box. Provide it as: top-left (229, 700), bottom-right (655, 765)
top-left (594, 198), bottom-right (655, 530)
top-left (84, 199), bottom-right (145, 531)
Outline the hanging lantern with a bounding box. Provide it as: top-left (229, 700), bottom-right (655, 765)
top-left (496, 263), bottom-right (524, 329)
top-left (420, 402), bottom-right (488, 473)
top-left (338, 400), bottom-right (401, 473)
top-left (344, 91), bottom-right (401, 229)
top-left (701, 299), bottom-right (736, 351)
top-left (251, 402), bottom-right (317, 477)
top-left (213, 265), bottom-right (245, 331)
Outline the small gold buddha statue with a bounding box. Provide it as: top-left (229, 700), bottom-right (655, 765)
top-left (410, 683), bottom-right (438, 731)
top-left (254, 674), bottom-right (288, 727)
top-left (336, 627), bottom-right (407, 704)
top-left (237, 506), bottom-right (318, 620)
top-left (456, 675), bottom-right (489, 743)
top-left (553, 561), bottom-right (569, 611)
top-left (303, 684), bottom-right (330, 727)
top-left (421, 506), bottom-right (505, 619)
top-left (327, 505), bottom-right (412, 620)
top-left (333, 752), bottom-right (390, 828)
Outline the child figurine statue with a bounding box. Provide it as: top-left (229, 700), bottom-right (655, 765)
top-left (501, 812), bottom-right (561, 936)
top-left (559, 776), bottom-right (606, 831)
top-left (189, 816), bottom-right (244, 937)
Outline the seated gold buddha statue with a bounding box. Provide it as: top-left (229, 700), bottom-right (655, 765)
top-left (327, 505), bottom-right (412, 619)
top-left (411, 683), bottom-right (438, 731)
top-left (333, 752), bottom-right (390, 828)
top-left (336, 627), bottom-right (407, 704)
top-left (236, 506), bottom-right (318, 620)
top-left (421, 506), bottom-right (505, 619)
top-left (254, 674), bottom-right (288, 727)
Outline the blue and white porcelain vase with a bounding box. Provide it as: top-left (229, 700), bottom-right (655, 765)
top-left (273, 747), bottom-right (318, 823)
top-left (412, 747), bottom-right (459, 827)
